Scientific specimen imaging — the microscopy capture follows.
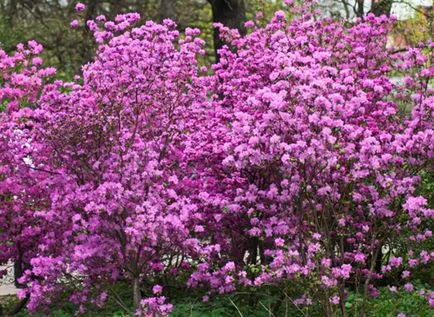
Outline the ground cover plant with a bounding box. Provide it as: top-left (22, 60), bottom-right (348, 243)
top-left (0, 1), bottom-right (433, 316)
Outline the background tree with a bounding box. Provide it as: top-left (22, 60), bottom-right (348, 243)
top-left (320, 0), bottom-right (413, 18)
top-left (370, 0), bottom-right (393, 16)
top-left (207, 0), bottom-right (246, 58)
top-left (159, 0), bottom-right (178, 21)
top-left (0, 0), bottom-right (289, 69)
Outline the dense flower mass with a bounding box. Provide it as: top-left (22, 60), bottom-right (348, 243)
top-left (0, 1), bottom-right (433, 316)
top-left (0, 42), bottom-right (57, 289)
top-left (182, 6), bottom-right (433, 313)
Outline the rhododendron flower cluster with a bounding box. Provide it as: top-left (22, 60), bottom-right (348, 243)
top-left (0, 42), bottom-right (57, 287)
top-left (7, 16), bottom-right (209, 314)
top-left (0, 1), bottom-right (433, 316)
top-left (0, 42), bottom-right (55, 112)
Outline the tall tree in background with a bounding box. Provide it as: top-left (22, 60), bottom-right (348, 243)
top-left (160, 0), bottom-right (178, 21)
top-left (327, 0), bottom-right (394, 18)
top-left (208, 0), bottom-right (246, 60)
top-left (0, 0), bottom-right (427, 70)
top-left (356, 0), bottom-right (365, 17)
top-left (370, 0), bottom-right (393, 17)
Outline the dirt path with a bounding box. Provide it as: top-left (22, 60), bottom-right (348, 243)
top-left (0, 284), bottom-right (18, 296)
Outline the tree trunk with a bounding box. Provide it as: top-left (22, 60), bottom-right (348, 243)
top-left (85, 0), bottom-right (99, 21)
top-left (375, 244), bottom-right (383, 274)
top-left (5, 0), bottom-right (18, 34)
top-left (208, 0), bottom-right (246, 61)
top-left (14, 243), bottom-right (25, 289)
top-left (356, 0), bottom-right (365, 18)
top-left (370, 0), bottom-right (393, 17)
top-left (159, 0), bottom-right (177, 21)
top-left (133, 277), bottom-right (141, 309)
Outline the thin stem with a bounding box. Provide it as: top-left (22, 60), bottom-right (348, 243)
top-left (228, 298), bottom-right (244, 317)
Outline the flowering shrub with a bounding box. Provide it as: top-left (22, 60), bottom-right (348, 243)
top-left (5, 14), bottom-right (209, 315)
top-left (0, 42), bottom-right (57, 287)
top-left (185, 5), bottom-right (433, 315)
top-left (0, 1), bottom-right (433, 316)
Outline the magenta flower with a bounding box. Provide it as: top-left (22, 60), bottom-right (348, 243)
top-left (329, 296), bottom-right (340, 305)
top-left (75, 2), bottom-right (85, 12)
top-left (152, 285), bottom-right (163, 295)
top-left (404, 283), bottom-right (414, 292)
top-left (70, 19), bottom-right (79, 29)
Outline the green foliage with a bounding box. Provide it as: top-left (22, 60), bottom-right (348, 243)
top-left (246, 0), bottom-right (286, 21)
top-left (391, 10), bottom-right (432, 48)
top-left (0, 99), bottom-right (7, 112)
top-left (0, 13), bottom-right (25, 52)
top-left (418, 170), bottom-right (434, 209)
top-left (353, 283), bottom-right (434, 317)
top-left (2, 282), bottom-right (433, 316)
top-left (0, 0), bottom-right (290, 73)
top-left (168, 287), bottom-right (319, 317)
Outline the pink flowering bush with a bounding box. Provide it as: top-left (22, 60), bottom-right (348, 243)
top-left (0, 42), bottom-right (57, 287)
top-left (8, 15), bottom-right (210, 314)
top-left (183, 4), bottom-right (433, 315)
top-left (0, 1), bottom-right (433, 316)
